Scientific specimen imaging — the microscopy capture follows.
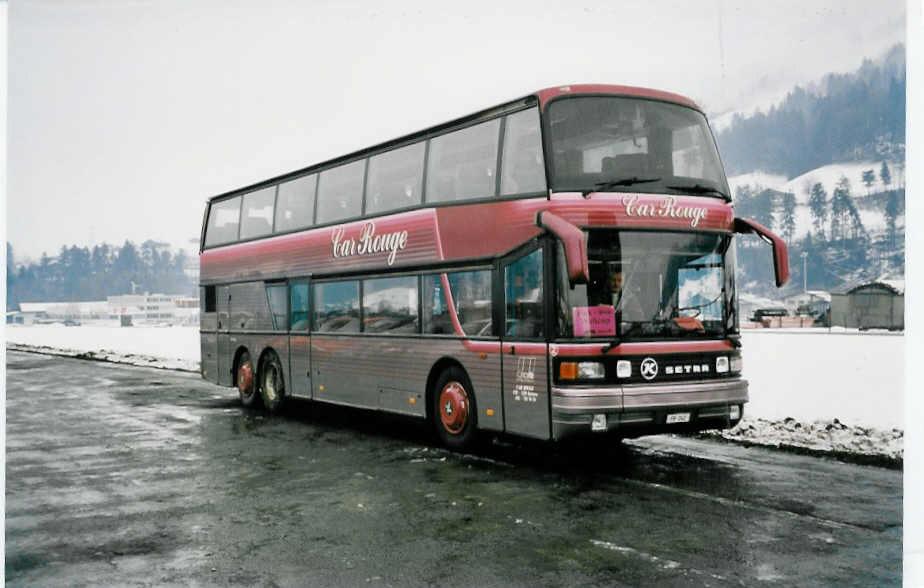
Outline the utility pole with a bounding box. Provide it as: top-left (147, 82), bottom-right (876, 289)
top-left (801, 251), bottom-right (808, 293)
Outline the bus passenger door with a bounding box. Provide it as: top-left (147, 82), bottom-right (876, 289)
top-left (500, 245), bottom-right (552, 440)
top-left (216, 285), bottom-right (232, 387)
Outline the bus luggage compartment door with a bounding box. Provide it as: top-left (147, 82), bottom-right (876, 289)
top-left (501, 343), bottom-right (551, 439)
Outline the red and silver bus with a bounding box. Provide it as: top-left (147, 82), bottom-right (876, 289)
top-left (199, 84), bottom-right (788, 449)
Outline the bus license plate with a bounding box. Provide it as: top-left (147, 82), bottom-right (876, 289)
top-left (666, 412), bottom-right (691, 424)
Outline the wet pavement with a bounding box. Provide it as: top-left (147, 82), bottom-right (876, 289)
top-left (5, 351), bottom-right (902, 586)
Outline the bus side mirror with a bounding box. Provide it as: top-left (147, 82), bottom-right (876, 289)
top-left (734, 217), bottom-right (790, 288)
top-left (536, 210), bottom-right (589, 285)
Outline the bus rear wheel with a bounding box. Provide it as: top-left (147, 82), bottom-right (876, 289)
top-left (236, 351), bottom-right (260, 407)
top-left (259, 351), bottom-right (286, 414)
top-left (431, 367), bottom-right (477, 451)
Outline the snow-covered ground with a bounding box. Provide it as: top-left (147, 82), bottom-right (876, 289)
top-left (740, 329), bottom-right (902, 430)
top-left (6, 325), bottom-right (200, 372)
top-left (6, 324), bottom-right (904, 462)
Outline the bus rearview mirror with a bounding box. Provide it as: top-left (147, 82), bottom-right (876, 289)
top-left (733, 217), bottom-right (790, 288)
top-left (536, 211), bottom-right (589, 286)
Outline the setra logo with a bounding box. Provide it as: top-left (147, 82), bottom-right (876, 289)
top-left (640, 357), bottom-right (659, 380)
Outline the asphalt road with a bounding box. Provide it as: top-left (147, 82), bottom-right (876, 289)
top-left (5, 351), bottom-right (902, 586)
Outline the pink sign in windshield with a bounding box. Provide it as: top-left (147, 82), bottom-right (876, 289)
top-left (572, 306), bottom-right (616, 337)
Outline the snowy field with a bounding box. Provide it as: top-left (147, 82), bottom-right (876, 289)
top-left (5, 324), bottom-right (903, 431)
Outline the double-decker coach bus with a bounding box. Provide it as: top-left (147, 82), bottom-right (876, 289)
top-left (199, 84), bottom-right (789, 450)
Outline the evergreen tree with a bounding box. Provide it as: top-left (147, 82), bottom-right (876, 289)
top-left (830, 178), bottom-right (847, 242)
top-left (885, 191), bottom-right (900, 250)
top-left (780, 192), bottom-right (797, 243)
top-left (861, 169), bottom-right (875, 195)
top-left (880, 161), bottom-right (892, 187)
top-left (752, 190), bottom-right (776, 230)
top-left (808, 183), bottom-right (828, 240)
top-left (113, 241), bottom-right (142, 294)
top-left (6, 242), bottom-right (16, 310)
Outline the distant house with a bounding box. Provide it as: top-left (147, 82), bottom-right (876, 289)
top-left (18, 301), bottom-right (109, 321)
top-left (784, 290), bottom-right (831, 323)
top-left (6, 309), bottom-right (48, 326)
top-left (107, 293), bottom-right (199, 325)
top-left (830, 279), bottom-right (904, 330)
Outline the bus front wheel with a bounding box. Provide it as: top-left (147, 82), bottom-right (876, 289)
top-left (431, 367), bottom-right (478, 451)
top-left (259, 351), bottom-right (286, 414)
top-left (236, 351), bottom-right (260, 407)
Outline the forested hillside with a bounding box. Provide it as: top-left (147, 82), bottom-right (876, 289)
top-left (716, 44), bottom-right (905, 178)
top-left (6, 240), bottom-right (197, 310)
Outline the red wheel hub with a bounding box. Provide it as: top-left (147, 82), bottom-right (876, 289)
top-left (238, 361), bottom-right (254, 394)
top-left (439, 382), bottom-right (468, 434)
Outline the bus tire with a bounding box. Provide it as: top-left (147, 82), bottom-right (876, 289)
top-left (431, 366), bottom-right (478, 451)
top-left (259, 351), bottom-right (286, 414)
top-left (236, 350), bottom-right (260, 407)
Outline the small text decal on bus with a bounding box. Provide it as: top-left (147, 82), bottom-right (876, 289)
top-left (622, 195), bottom-right (708, 227)
top-left (331, 222), bottom-right (409, 266)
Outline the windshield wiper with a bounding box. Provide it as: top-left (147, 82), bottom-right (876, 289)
top-left (665, 183), bottom-right (728, 199)
top-left (582, 177), bottom-right (661, 197)
top-left (601, 338), bottom-right (620, 353)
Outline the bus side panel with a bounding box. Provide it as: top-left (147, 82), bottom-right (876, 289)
top-left (309, 336), bottom-right (503, 430)
top-left (200, 287), bottom-right (218, 383)
top-left (501, 343), bottom-right (551, 440)
top-left (458, 344), bottom-right (504, 433)
top-left (289, 334), bottom-right (311, 399)
top-left (201, 333), bottom-right (218, 383)
top-left (217, 285), bottom-right (232, 386)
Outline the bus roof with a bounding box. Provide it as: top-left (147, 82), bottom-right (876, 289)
top-left (204, 84), bottom-right (702, 206)
top-left (535, 84), bottom-right (701, 111)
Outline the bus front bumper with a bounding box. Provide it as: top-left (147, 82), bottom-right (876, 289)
top-left (551, 378), bottom-right (748, 440)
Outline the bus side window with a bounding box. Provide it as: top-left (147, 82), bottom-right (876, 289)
top-left (204, 286), bottom-right (216, 313)
top-left (240, 186), bottom-right (276, 240)
top-left (313, 281), bottom-right (360, 333)
top-left (365, 143), bottom-right (425, 215)
top-left (448, 270), bottom-right (493, 337)
top-left (204, 196), bottom-right (241, 246)
top-left (265, 284), bottom-right (287, 330)
top-left (425, 119), bottom-right (500, 203)
top-left (316, 160), bottom-right (366, 224)
top-left (275, 175), bottom-right (317, 233)
top-left (290, 281), bottom-right (310, 331)
top-left (363, 276), bottom-right (418, 333)
top-left (500, 108), bottom-right (546, 195)
top-left (422, 274), bottom-right (452, 335)
top-left (505, 249), bottom-right (544, 338)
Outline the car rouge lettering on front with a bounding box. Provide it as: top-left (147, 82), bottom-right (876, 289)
top-left (622, 195), bottom-right (709, 228)
top-left (331, 221), bottom-right (409, 265)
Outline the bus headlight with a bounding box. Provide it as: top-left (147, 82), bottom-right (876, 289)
top-left (616, 360), bottom-right (631, 378)
top-left (578, 362), bottom-right (605, 380)
top-left (716, 356), bottom-right (729, 373)
top-left (730, 355), bottom-right (742, 373)
top-left (560, 361), bottom-right (605, 380)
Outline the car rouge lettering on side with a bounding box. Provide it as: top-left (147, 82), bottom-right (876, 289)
top-left (622, 195), bottom-right (709, 227)
top-left (331, 221), bottom-right (409, 265)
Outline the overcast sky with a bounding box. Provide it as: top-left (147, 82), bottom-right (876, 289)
top-left (5, 0), bottom-right (906, 261)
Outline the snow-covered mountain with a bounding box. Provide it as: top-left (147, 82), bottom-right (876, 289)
top-left (728, 160), bottom-right (905, 240)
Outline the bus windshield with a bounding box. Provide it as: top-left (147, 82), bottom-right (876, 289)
top-left (546, 96), bottom-right (729, 199)
top-left (556, 230), bottom-right (735, 340)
